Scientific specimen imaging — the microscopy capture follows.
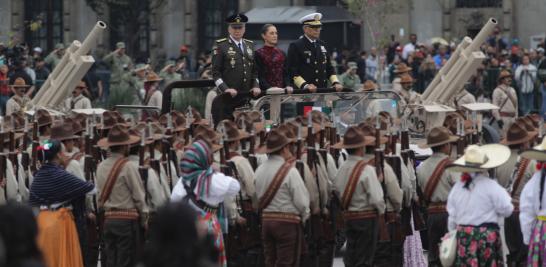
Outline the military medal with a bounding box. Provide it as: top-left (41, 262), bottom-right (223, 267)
top-left (247, 47), bottom-right (252, 56)
top-left (230, 57), bottom-right (236, 68)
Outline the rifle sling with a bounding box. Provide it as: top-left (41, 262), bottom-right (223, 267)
top-left (341, 160), bottom-right (368, 211)
top-left (98, 157), bottom-right (129, 208)
top-left (423, 158), bottom-right (452, 203)
top-left (258, 158), bottom-right (295, 210)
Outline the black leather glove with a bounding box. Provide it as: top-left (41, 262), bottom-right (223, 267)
top-left (497, 120), bottom-right (504, 129)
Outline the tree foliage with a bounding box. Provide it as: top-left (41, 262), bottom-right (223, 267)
top-left (344, 0), bottom-right (403, 48)
top-left (84, 0), bottom-right (166, 56)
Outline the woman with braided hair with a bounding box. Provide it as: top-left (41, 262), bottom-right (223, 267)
top-left (171, 139), bottom-right (240, 267)
top-left (519, 137), bottom-right (546, 266)
top-left (29, 139), bottom-right (95, 267)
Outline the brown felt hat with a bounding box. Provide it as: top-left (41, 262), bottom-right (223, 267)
top-left (362, 80), bottom-right (378, 91)
top-left (192, 127), bottom-right (223, 152)
top-left (262, 129), bottom-right (295, 154)
top-left (501, 122), bottom-right (534, 145)
top-left (132, 122), bottom-right (165, 141)
top-left (159, 112), bottom-right (187, 132)
top-left (64, 117), bottom-right (84, 135)
top-left (332, 126), bottom-right (374, 149)
top-left (219, 120), bottom-right (249, 142)
top-left (400, 74), bottom-right (414, 84)
top-left (35, 109), bottom-right (53, 127)
top-left (418, 126), bottom-right (459, 148)
top-left (11, 77), bottom-right (30, 88)
top-left (394, 63), bottom-right (412, 74)
top-left (357, 123), bottom-right (387, 144)
top-left (50, 122), bottom-right (80, 141)
top-left (97, 111), bottom-right (127, 130)
top-left (97, 124), bottom-right (140, 148)
top-left (498, 70), bottom-right (512, 81)
top-left (144, 71), bottom-right (163, 83)
top-left (518, 117), bottom-right (538, 137)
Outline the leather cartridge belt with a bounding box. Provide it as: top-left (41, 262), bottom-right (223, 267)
top-left (427, 202), bottom-right (447, 214)
top-left (262, 212), bottom-right (301, 224)
top-left (343, 209), bottom-right (378, 221)
top-left (105, 209), bottom-right (139, 220)
top-left (500, 112), bottom-right (516, 117)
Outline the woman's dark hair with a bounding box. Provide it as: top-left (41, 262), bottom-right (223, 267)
top-left (36, 139), bottom-right (62, 163)
top-left (140, 202), bottom-right (217, 267)
top-left (261, 24), bottom-right (275, 37)
top-left (0, 204), bottom-right (43, 267)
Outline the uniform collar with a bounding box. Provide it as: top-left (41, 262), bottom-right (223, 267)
top-left (304, 35), bottom-right (317, 44)
top-left (230, 36), bottom-right (243, 46)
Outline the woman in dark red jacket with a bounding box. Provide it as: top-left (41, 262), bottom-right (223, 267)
top-left (255, 24), bottom-right (293, 92)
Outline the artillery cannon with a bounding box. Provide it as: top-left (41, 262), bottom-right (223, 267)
top-left (32, 21), bottom-right (107, 109)
top-left (407, 18), bottom-right (498, 136)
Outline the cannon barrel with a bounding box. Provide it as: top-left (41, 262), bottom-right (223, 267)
top-left (32, 21), bottom-right (107, 108)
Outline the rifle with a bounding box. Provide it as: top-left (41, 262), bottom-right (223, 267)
top-left (30, 118), bottom-right (39, 174)
top-left (139, 130), bottom-right (149, 202)
top-left (385, 125), bottom-right (411, 239)
top-left (21, 118), bottom-right (30, 188)
top-left (8, 118), bottom-right (19, 192)
top-left (147, 122), bottom-right (161, 176)
top-left (539, 119), bottom-right (544, 144)
top-left (400, 120), bottom-right (426, 231)
top-left (328, 117), bottom-right (340, 167)
top-left (0, 123), bottom-right (6, 202)
top-left (162, 114), bottom-right (174, 191)
top-left (247, 125), bottom-right (258, 170)
top-left (295, 125), bottom-right (305, 177)
top-left (306, 115), bottom-right (324, 261)
top-left (456, 117), bottom-right (466, 157)
top-left (375, 116), bottom-right (390, 243)
top-left (318, 118), bottom-right (328, 163)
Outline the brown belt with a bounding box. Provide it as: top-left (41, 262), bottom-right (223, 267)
top-left (105, 209), bottom-right (139, 221)
top-left (500, 112), bottom-right (516, 117)
top-left (386, 211), bottom-right (401, 223)
top-left (427, 202), bottom-right (447, 214)
top-left (343, 209), bottom-right (378, 221)
top-left (262, 212), bottom-right (301, 224)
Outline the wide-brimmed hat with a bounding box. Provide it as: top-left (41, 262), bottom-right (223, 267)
top-left (144, 71), bottom-right (163, 83)
top-left (64, 117), bottom-right (84, 135)
top-left (256, 124), bottom-right (297, 154)
top-left (97, 111), bottom-right (119, 130)
top-left (394, 63), bottom-right (412, 74)
top-left (263, 129), bottom-right (295, 154)
top-left (447, 144), bottom-right (510, 173)
top-left (97, 124), bottom-right (140, 148)
top-left (418, 126), bottom-right (459, 149)
top-left (159, 112), bottom-right (187, 132)
top-left (332, 126), bottom-right (375, 149)
top-left (518, 117), bottom-right (538, 137)
top-left (132, 122), bottom-right (165, 141)
top-left (50, 123), bottom-right (80, 141)
top-left (357, 123), bottom-right (387, 144)
top-left (192, 127), bottom-right (222, 152)
top-left (498, 70), bottom-right (512, 81)
top-left (219, 120), bottom-right (249, 142)
top-left (36, 109), bottom-right (53, 127)
top-left (134, 63), bottom-right (148, 73)
top-left (500, 122), bottom-right (534, 145)
top-left (362, 80), bottom-right (377, 91)
top-left (11, 77), bottom-right (30, 88)
top-left (520, 136), bottom-right (546, 161)
top-left (400, 74), bottom-right (414, 84)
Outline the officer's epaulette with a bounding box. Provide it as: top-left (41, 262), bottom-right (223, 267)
top-left (216, 38), bottom-right (227, 43)
top-left (243, 38), bottom-right (254, 43)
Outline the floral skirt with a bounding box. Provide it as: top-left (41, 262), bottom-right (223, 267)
top-left (527, 219), bottom-right (546, 266)
top-left (455, 224), bottom-right (503, 267)
top-left (198, 210), bottom-right (227, 267)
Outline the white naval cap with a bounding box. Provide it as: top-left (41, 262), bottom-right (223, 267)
top-left (299, 13), bottom-right (323, 26)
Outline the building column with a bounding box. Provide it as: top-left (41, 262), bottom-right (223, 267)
top-left (442, 0), bottom-right (453, 41)
top-left (10, 0), bottom-right (24, 45)
top-left (502, 0), bottom-right (513, 40)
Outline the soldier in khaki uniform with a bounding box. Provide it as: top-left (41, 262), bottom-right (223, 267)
top-left (159, 60), bottom-right (182, 85)
top-left (416, 127), bottom-right (459, 267)
top-left (103, 42), bottom-right (133, 98)
top-left (64, 81), bottom-right (92, 111)
top-left (255, 129), bottom-right (310, 267)
top-left (44, 43), bottom-right (65, 70)
top-left (333, 127), bottom-right (386, 267)
top-left (498, 122), bottom-right (536, 266)
top-left (492, 70), bottom-right (518, 132)
top-left (5, 78), bottom-right (33, 116)
top-left (96, 124), bottom-right (149, 267)
top-left (211, 13), bottom-right (261, 124)
top-left (358, 123), bottom-right (404, 266)
top-left (143, 72), bottom-right (163, 118)
top-left (398, 74), bottom-right (421, 111)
